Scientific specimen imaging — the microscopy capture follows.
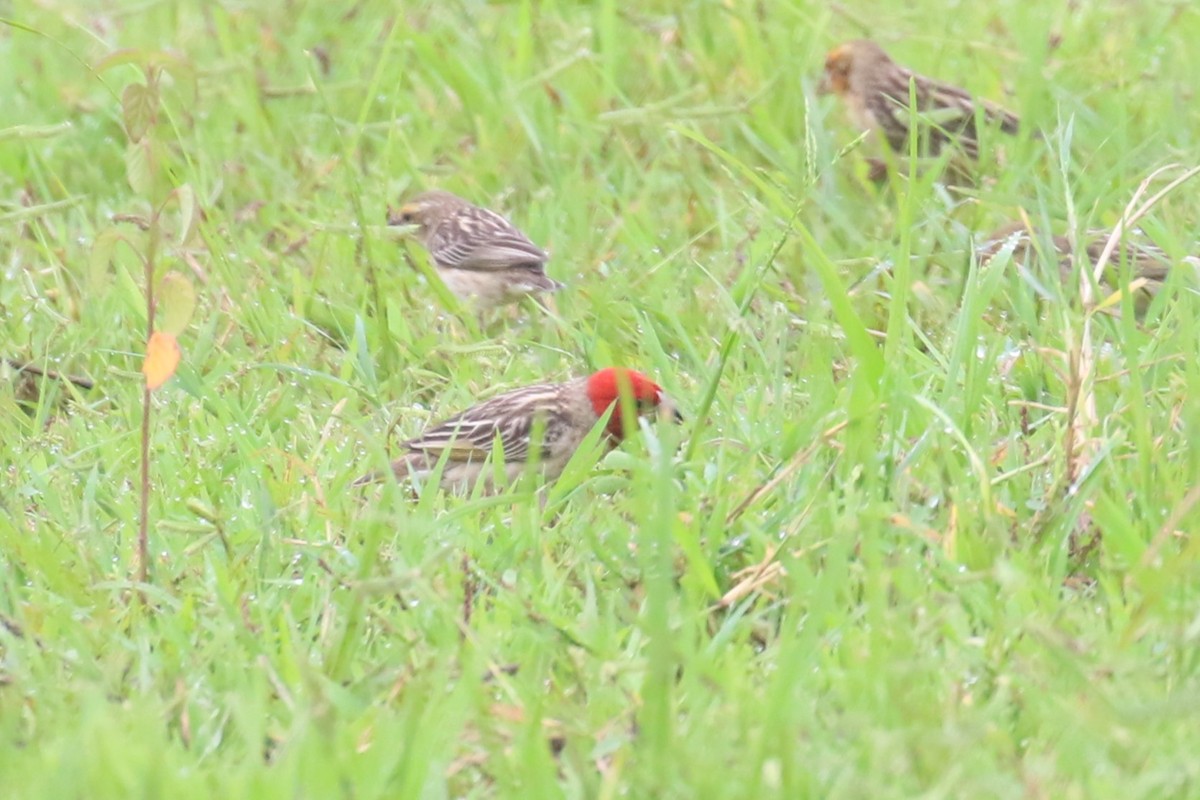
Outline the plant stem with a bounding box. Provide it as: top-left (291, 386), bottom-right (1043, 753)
top-left (137, 210), bottom-right (161, 587)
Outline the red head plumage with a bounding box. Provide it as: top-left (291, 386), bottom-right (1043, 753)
top-left (585, 367), bottom-right (672, 439)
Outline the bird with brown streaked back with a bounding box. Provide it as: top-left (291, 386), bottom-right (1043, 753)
top-left (819, 39), bottom-right (1021, 178)
top-left (355, 367), bottom-right (683, 492)
top-left (387, 189), bottom-right (563, 310)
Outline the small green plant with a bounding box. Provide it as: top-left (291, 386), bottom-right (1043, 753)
top-left (93, 49), bottom-right (198, 586)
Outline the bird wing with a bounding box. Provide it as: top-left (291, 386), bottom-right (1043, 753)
top-left (403, 383), bottom-right (567, 465)
top-left (427, 206), bottom-right (549, 272)
top-left (1084, 235), bottom-right (1174, 283)
top-left (875, 70), bottom-right (1019, 160)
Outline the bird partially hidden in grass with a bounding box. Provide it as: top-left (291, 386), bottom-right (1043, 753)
top-left (978, 221), bottom-right (1200, 315)
top-left (354, 367), bottom-right (683, 492)
top-left (3, 358), bottom-right (94, 411)
top-left (386, 189), bottom-right (564, 311)
top-left (818, 39), bottom-right (1022, 182)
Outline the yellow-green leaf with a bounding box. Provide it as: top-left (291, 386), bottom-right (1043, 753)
top-left (125, 138), bottom-right (155, 195)
top-left (121, 82), bottom-right (158, 141)
top-left (156, 272), bottom-right (196, 336)
top-left (89, 227), bottom-right (125, 289)
top-left (169, 184), bottom-right (199, 245)
top-left (95, 48), bottom-right (197, 102)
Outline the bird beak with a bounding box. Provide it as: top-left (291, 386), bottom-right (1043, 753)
top-left (657, 393), bottom-right (684, 424)
top-left (816, 71), bottom-right (833, 96)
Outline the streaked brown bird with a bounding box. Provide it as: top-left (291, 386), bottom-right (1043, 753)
top-left (818, 39), bottom-right (1021, 176)
top-left (978, 222), bottom-right (1198, 314)
top-left (387, 189), bottom-right (564, 310)
top-left (354, 367), bottom-right (683, 492)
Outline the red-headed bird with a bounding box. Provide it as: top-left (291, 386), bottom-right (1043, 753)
top-left (356, 367), bottom-right (682, 491)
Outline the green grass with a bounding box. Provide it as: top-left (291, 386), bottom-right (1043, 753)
top-left (3, 1), bottom-right (1200, 796)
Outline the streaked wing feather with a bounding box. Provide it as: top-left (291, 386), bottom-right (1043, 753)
top-left (435, 236), bottom-right (549, 271)
top-left (404, 416), bottom-right (503, 461)
top-left (403, 384), bottom-right (564, 464)
top-left (429, 206), bottom-right (548, 271)
top-left (918, 73), bottom-right (1018, 132)
top-left (867, 92), bottom-right (913, 153)
top-left (1084, 236), bottom-right (1173, 282)
top-left (877, 69), bottom-right (1017, 160)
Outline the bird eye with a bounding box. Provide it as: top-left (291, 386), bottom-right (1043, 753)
top-left (388, 206), bottom-right (419, 227)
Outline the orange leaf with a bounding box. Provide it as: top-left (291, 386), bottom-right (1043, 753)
top-left (143, 331), bottom-right (181, 390)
